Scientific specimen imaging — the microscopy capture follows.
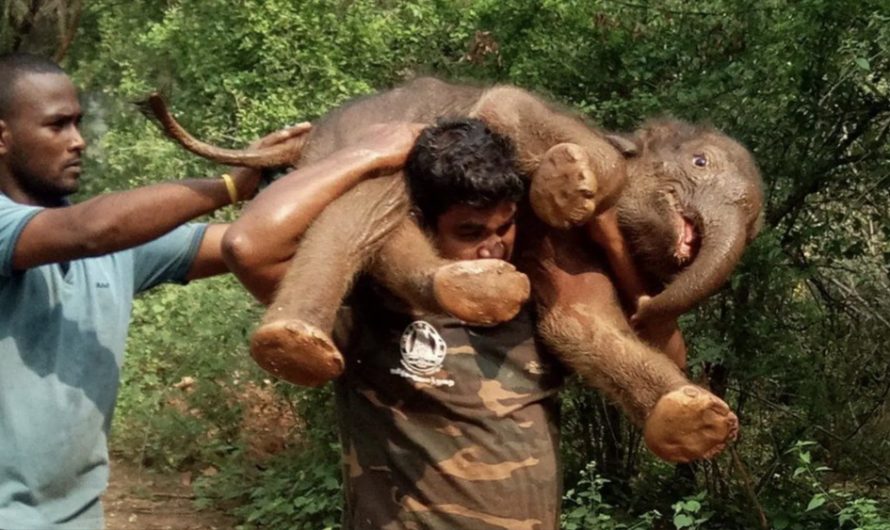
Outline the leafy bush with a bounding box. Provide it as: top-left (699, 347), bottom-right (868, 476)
top-left (196, 441), bottom-right (343, 530)
top-left (114, 275), bottom-right (263, 468)
top-left (195, 387), bottom-right (342, 530)
top-left (562, 462), bottom-right (660, 530)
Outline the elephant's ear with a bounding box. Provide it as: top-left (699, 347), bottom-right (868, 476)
top-left (605, 134), bottom-right (641, 158)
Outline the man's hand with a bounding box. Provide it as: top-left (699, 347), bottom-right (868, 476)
top-left (351, 122), bottom-right (426, 172)
top-left (228, 122), bottom-right (312, 201)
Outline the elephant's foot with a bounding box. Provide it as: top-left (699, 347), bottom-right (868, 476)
top-left (250, 320), bottom-right (344, 387)
top-left (433, 259), bottom-right (531, 326)
top-left (530, 143), bottom-right (598, 229)
top-left (643, 385), bottom-right (739, 463)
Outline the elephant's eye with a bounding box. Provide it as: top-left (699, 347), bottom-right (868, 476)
top-left (692, 154), bottom-right (708, 167)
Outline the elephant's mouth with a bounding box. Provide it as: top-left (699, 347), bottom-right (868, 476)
top-left (673, 211), bottom-right (700, 266)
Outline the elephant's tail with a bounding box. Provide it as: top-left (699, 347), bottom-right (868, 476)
top-left (136, 93), bottom-right (310, 169)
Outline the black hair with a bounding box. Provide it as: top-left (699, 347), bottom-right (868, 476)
top-left (0, 52), bottom-right (66, 118)
top-left (405, 118), bottom-right (525, 224)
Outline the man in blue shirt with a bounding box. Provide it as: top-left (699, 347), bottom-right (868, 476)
top-left (0, 52), bottom-right (313, 529)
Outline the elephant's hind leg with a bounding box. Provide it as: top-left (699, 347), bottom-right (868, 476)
top-left (252, 175), bottom-right (409, 386)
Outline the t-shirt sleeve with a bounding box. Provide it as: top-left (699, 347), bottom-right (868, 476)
top-left (131, 223), bottom-right (208, 293)
top-left (0, 195), bottom-right (43, 277)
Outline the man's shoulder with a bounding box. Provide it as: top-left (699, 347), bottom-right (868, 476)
top-left (0, 193), bottom-right (42, 220)
top-left (0, 193), bottom-right (18, 207)
top-left (0, 195), bottom-right (43, 277)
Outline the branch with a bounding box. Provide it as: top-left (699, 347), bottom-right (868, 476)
top-left (730, 447), bottom-right (769, 530)
top-left (53, 0), bottom-right (82, 63)
top-left (843, 379), bottom-right (890, 441)
top-left (826, 276), bottom-right (890, 330)
top-left (769, 103), bottom-right (889, 227)
top-left (600, 0), bottom-right (779, 17)
top-left (11, 0), bottom-right (42, 51)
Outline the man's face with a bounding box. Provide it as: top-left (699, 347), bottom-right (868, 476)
top-left (433, 200), bottom-right (518, 261)
top-left (0, 72), bottom-right (85, 205)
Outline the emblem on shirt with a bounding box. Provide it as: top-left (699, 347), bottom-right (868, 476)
top-left (391, 320), bottom-right (454, 387)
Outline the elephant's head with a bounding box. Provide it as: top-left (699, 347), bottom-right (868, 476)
top-left (610, 119), bottom-right (764, 322)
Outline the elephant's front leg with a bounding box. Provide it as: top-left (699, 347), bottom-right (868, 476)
top-left (522, 228), bottom-right (739, 463)
top-left (529, 143), bottom-right (600, 229)
top-left (471, 87), bottom-right (628, 228)
top-left (251, 175), bottom-right (409, 387)
top-left (368, 216), bottom-right (531, 325)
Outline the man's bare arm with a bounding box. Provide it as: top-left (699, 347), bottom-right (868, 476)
top-left (15, 177), bottom-right (239, 270)
top-left (12, 125), bottom-right (309, 273)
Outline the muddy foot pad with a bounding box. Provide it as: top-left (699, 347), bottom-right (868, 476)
top-left (643, 385), bottom-right (739, 463)
top-left (250, 320), bottom-right (344, 387)
top-left (530, 143), bottom-right (598, 229)
top-left (433, 259), bottom-right (531, 326)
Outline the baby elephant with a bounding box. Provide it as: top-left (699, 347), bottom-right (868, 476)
top-left (146, 78), bottom-right (762, 463)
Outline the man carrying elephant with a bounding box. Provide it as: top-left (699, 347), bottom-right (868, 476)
top-left (205, 71), bottom-right (768, 525)
top-left (225, 117), bottom-right (567, 529)
top-left (220, 111), bottom-right (750, 528)
top-left (155, 76), bottom-right (757, 465)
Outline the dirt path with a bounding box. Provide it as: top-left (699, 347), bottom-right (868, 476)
top-left (104, 459), bottom-right (236, 530)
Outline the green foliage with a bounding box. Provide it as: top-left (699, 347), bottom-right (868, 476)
top-left (671, 493), bottom-right (712, 530)
top-left (561, 462), bottom-right (660, 530)
top-left (114, 275), bottom-right (263, 468)
top-left (196, 440), bottom-right (343, 530)
top-left (193, 386), bottom-right (342, 529)
top-left (751, 441), bottom-right (890, 530)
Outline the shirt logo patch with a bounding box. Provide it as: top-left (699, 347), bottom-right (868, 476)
top-left (391, 320), bottom-right (454, 387)
top-left (96, 282), bottom-right (110, 288)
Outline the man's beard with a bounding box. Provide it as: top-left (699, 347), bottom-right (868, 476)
top-left (8, 154), bottom-right (77, 206)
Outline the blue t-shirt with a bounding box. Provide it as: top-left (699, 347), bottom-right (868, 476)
top-left (0, 193), bottom-right (207, 528)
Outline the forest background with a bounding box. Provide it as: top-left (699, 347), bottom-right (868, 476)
top-left (3, 0), bottom-right (888, 528)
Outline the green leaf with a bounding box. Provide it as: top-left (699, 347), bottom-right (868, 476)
top-left (673, 513), bottom-right (695, 528)
top-left (682, 500), bottom-right (702, 513)
top-left (323, 476), bottom-right (339, 490)
top-left (854, 57), bottom-right (870, 70)
top-left (806, 494), bottom-right (826, 511)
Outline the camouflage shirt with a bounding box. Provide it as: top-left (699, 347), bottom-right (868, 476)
top-left (333, 281), bottom-right (565, 530)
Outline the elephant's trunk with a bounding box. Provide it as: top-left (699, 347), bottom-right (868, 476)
top-left (643, 202), bottom-right (747, 319)
top-left (139, 93), bottom-right (307, 168)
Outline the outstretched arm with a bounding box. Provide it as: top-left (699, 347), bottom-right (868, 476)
top-left (222, 122), bottom-right (423, 304)
top-left (11, 125), bottom-right (309, 274)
